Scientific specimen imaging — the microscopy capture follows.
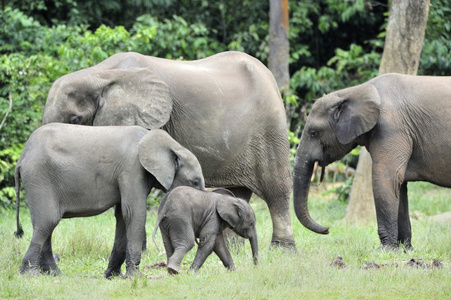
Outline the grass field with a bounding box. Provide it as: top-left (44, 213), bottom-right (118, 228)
top-left (1, 182), bottom-right (450, 299)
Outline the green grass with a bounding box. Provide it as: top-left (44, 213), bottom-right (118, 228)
top-left (0, 182), bottom-right (450, 299)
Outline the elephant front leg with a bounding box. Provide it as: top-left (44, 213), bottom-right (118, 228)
top-left (213, 232), bottom-right (235, 271)
top-left (372, 162), bottom-right (405, 249)
top-left (189, 234), bottom-right (216, 272)
top-left (105, 205), bottom-right (127, 278)
top-left (397, 182), bottom-right (413, 250)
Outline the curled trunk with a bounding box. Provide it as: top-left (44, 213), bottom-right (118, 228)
top-left (292, 155), bottom-right (329, 234)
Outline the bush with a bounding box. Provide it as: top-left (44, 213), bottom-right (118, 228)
top-left (1, 2), bottom-right (450, 209)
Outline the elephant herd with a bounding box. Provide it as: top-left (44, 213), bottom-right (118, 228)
top-left (14, 51), bottom-right (451, 277)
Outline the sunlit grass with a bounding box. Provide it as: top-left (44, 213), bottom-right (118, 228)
top-left (0, 182), bottom-right (450, 299)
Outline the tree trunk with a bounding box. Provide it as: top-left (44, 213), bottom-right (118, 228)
top-left (345, 0), bottom-right (430, 224)
top-left (268, 0), bottom-right (289, 92)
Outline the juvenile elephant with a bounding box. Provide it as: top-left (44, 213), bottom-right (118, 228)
top-left (293, 73), bottom-right (451, 249)
top-left (41, 51), bottom-right (295, 249)
top-left (152, 187), bottom-right (258, 274)
top-left (14, 124), bottom-right (205, 277)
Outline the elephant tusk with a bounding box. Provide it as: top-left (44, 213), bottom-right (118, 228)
top-left (311, 161), bottom-right (319, 182)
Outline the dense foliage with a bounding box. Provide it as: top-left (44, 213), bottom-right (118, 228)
top-left (1, 0), bottom-right (451, 209)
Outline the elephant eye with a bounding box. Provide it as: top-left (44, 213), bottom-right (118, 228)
top-left (70, 115), bottom-right (81, 124)
top-left (310, 131), bottom-right (318, 138)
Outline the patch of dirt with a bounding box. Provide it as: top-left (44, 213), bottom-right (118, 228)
top-left (330, 256), bottom-right (346, 269)
top-left (360, 259), bottom-right (443, 270)
top-left (360, 261), bottom-right (398, 269)
top-left (405, 258), bottom-right (430, 268)
top-left (405, 258), bottom-right (443, 269)
top-left (142, 261), bottom-right (167, 272)
top-left (146, 274), bottom-right (165, 280)
top-left (432, 259), bottom-right (444, 269)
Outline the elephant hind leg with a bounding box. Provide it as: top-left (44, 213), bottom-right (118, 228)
top-left (39, 234), bottom-right (60, 275)
top-left (266, 192), bottom-right (296, 250)
top-left (167, 244), bottom-right (194, 275)
top-left (105, 205), bottom-right (127, 278)
top-left (21, 220), bottom-right (59, 275)
top-left (21, 242), bottom-right (42, 275)
top-left (166, 226), bottom-right (195, 275)
top-left (161, 229), bottom-right (174, 262)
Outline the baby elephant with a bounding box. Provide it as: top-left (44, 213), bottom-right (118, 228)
top-left (152, 187), bottom-right (258, 274)
top-left (14, 124), bottom-right (205, 277)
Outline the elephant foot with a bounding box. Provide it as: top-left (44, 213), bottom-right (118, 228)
top-left (124, 263), bottom-right (142, 278)
top-left (398, 241), bottom-right (414, 252)
top-left (378, 243), bottom-right (399, 251)
top-left (20, 263), bottom-right (41, 276)
top-left (104, 268), bottom-right (122, 279)
top-left (167, 264), bottom-right (182, 275)
top-left (41, 266), bottom-right (61, 276)
top-left (270, 240), bottom-right (297, 253)
top-left (226, 265), bottom-right (236, 272)
top-left (124, 270), bottom-right (144, 278)
top-left (402, 244), bottom-right (414, 252)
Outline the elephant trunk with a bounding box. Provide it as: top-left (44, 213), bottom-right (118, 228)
top-left (249, 233), bottom-right (258, 265)
top-left (292, 153), bottom-right (329, 234)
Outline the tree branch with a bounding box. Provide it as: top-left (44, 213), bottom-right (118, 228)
top-left (0, 91), bottom-right (13, 132)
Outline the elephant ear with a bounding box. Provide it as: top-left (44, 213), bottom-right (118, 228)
top-left (217, 198), bottom-right (242, 229)
top-left (138, 129), bottom-right (181, 191)
top-left (92, 68), bottom-right (172, 129)
top-left (211, 188), bottom-right (236, 197)
top-left (333, 82), bottom-right (381, 145)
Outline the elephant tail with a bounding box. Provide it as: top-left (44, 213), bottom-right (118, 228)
top-left (152, 193), bottom-right (171, 253)
top-left (152, 215), bottom-right (162, 253)
top-left (14, 165), bottom-right (24, 238)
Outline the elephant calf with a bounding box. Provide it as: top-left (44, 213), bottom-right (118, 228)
top-left (152, 187), bottom-right (258, 274)
top-left (14, 124), bottom-right (205, 277)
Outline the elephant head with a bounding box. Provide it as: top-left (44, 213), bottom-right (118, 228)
top-left (42, 67), bottom-right (172, 129)
top-left (217, 196), bottom-right (258, 265)
top-left (293, 82), bottom-right (381, 234)
top-left (138, 129), bottom-right (205, 192)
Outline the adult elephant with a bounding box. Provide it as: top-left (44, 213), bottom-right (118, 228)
top-left (42, 51), bottom-right (295, 249)
top-left (293, 73), bottom-right (451, 249)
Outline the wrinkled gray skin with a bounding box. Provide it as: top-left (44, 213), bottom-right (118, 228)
top-left (293, 73), bottom-right (451, 249)
top-left (42, 51), bottom-right (294, 249)
top-left (14, 124), bottom-right (205, 277)
top-left (152, 187), bottom-right (258, 274)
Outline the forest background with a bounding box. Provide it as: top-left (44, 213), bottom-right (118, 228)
top-left (1, 0), bottom-right (451, 209)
